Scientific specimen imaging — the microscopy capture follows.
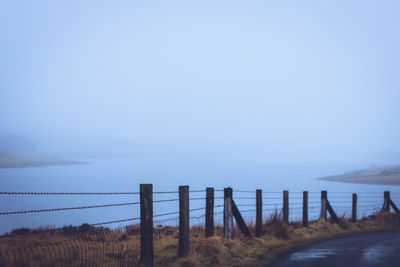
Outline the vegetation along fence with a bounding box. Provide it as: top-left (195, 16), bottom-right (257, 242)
top-left (0, 185), bottom-right (399, 266)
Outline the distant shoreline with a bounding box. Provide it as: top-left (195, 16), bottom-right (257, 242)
top-left (0, 152), bottom-right (89, 169)
top-left (319, 165), bottom-right (400, 186)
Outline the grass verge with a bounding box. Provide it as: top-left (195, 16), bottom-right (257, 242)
top-left (1, 212), bottom-right (400, 266)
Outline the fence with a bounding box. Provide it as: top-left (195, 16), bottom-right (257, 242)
top-left (0, 185), bottom-right (399, 266)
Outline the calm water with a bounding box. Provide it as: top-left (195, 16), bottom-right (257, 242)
top-left (0, 157), bottom-right (399, 234)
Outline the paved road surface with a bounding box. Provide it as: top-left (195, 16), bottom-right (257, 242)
top-left (267, 229), bottom-right (400, 267)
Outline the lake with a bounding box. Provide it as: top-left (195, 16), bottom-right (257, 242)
top-left (0, 157), bottom-right (399, 234)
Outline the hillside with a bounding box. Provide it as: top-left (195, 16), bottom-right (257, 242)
top-left (319, 165), bottom-right (400, 185)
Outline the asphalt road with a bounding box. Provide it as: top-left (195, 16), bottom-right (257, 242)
top-left (267, 229), bottom-right (400, 267)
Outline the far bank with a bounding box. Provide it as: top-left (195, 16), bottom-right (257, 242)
top-left (0, 152), bottom-right (89, 169)
top-left (319, 165), bottom-right (400, 186)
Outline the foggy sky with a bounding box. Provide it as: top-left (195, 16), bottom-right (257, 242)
top-left (1, 0), bottom-right (400, 163)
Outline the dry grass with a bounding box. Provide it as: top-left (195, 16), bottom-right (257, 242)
top-left (1, 213), bottom-right (400, 266)
top-left (177, 212), bottom-right (400, 267)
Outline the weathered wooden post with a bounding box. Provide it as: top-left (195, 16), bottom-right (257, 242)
top-left (256, 189), bottom-right (262, 237)
top-left (320, 190), bottom-right (327, 220)
top-left (224, 187), bottom-right (234, 239)
top-left (140, 184), bottom-right (154, 266)
top-left (303, 191), bottom-right (308, 227)
top-left (205, 187), bottom-right (214, 237)
top-left (179, 185), bottom-right (190, 257)
top-left (283, 190), bottom-right (289, 223)
top-left (383, 191), bottom-right (390, 212)
top-left (352, 193), bottom-right (357, 222)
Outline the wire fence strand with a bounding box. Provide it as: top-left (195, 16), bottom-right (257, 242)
top-left (0, 191), bottom-right (140, 195)
top-left (0, 201), bottom-right (141, 215)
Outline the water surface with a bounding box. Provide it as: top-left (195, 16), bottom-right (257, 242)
top-left (0, 157), bottom-right (398, 234)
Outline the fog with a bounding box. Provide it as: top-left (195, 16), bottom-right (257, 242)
top-left (1, 0), bottom-right (400, 165)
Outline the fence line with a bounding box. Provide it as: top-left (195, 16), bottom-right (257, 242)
top-left (0, 186), bottom-right (398, 266)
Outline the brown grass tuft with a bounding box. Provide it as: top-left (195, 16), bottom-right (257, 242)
top-left (264, 211), bottom-right (290, 239)
top-left (194, 237), bottom-right (221, 266)
top-left (337, 217), bottom-right (350, 229)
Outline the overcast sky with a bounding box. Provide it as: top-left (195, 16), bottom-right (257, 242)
top-left (1, 0), bottom-right (399, 163)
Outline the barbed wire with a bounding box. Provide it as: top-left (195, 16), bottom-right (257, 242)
top-left (189, 197), bottom-right (206, 201)
top-left (189, 190), bottom-right (206, 193)
top-left (90, 217), bottom-right (141, 226)
top-left (0, 191), bottom-right (140, 195)
top-left (353, 201), bottom-right (383, 203)
top-left (329, 200), bottom-right (359, 203)
top-left (153, 211), bottom-right (180, 218)
top-left (357, 197), bottom-right (385, 199)
top-left (0, 201), bottom-right (141, 215)
top-left (358, 205), bottom-right (382, 208)
top-left (238, 209), bottom-right (256, 213)
top-left (328, 192), bottom-right (383, 194)
top-left (0, 191), bottom-right (391, 196)
top-left (154, 198), bottom-right (179, 203)
top-left (0, 199), bottom-right (382, 216)
top-left (188, 207), bottom-right (206, 212)
top-left (154, 190), bottom-right (206, 194)
top-left (153, 205), bottom-right (226, 224)
top-left (0, 187), bottom-right (394, 236)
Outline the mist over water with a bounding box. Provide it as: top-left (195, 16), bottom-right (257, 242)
top-left (1, 1), bottom-right (400, 232)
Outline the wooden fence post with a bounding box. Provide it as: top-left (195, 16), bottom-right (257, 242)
top-left (283, 190), bottom-right (289, 223)
top-left (303, 191), bottom-right (308, 227)
top-left (320, 190), bottom-right (327, 220)
top-left (352, 193), bottom-right (357, 222)
top-left (256, 189), bottom-right (262, 237)
top-left (179, 186), bottom-right (190, 257)
top-left (382, 191), bottom-right (390, 212)
top-left (140, 184), bottom-right (154, 266)
top-left (205, 187), bottom-right (214, 237)
top-left (224, 187), bottom-right (233, 239)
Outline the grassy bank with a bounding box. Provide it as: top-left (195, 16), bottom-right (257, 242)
top-left (0, 152), bottom-right (88, 168)
top-left (319, 165), bottom-right (400, 185)
top-left (177, 212), bottom-right (400, 267)
top-left (1, 212), bottom-right (400, 266)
